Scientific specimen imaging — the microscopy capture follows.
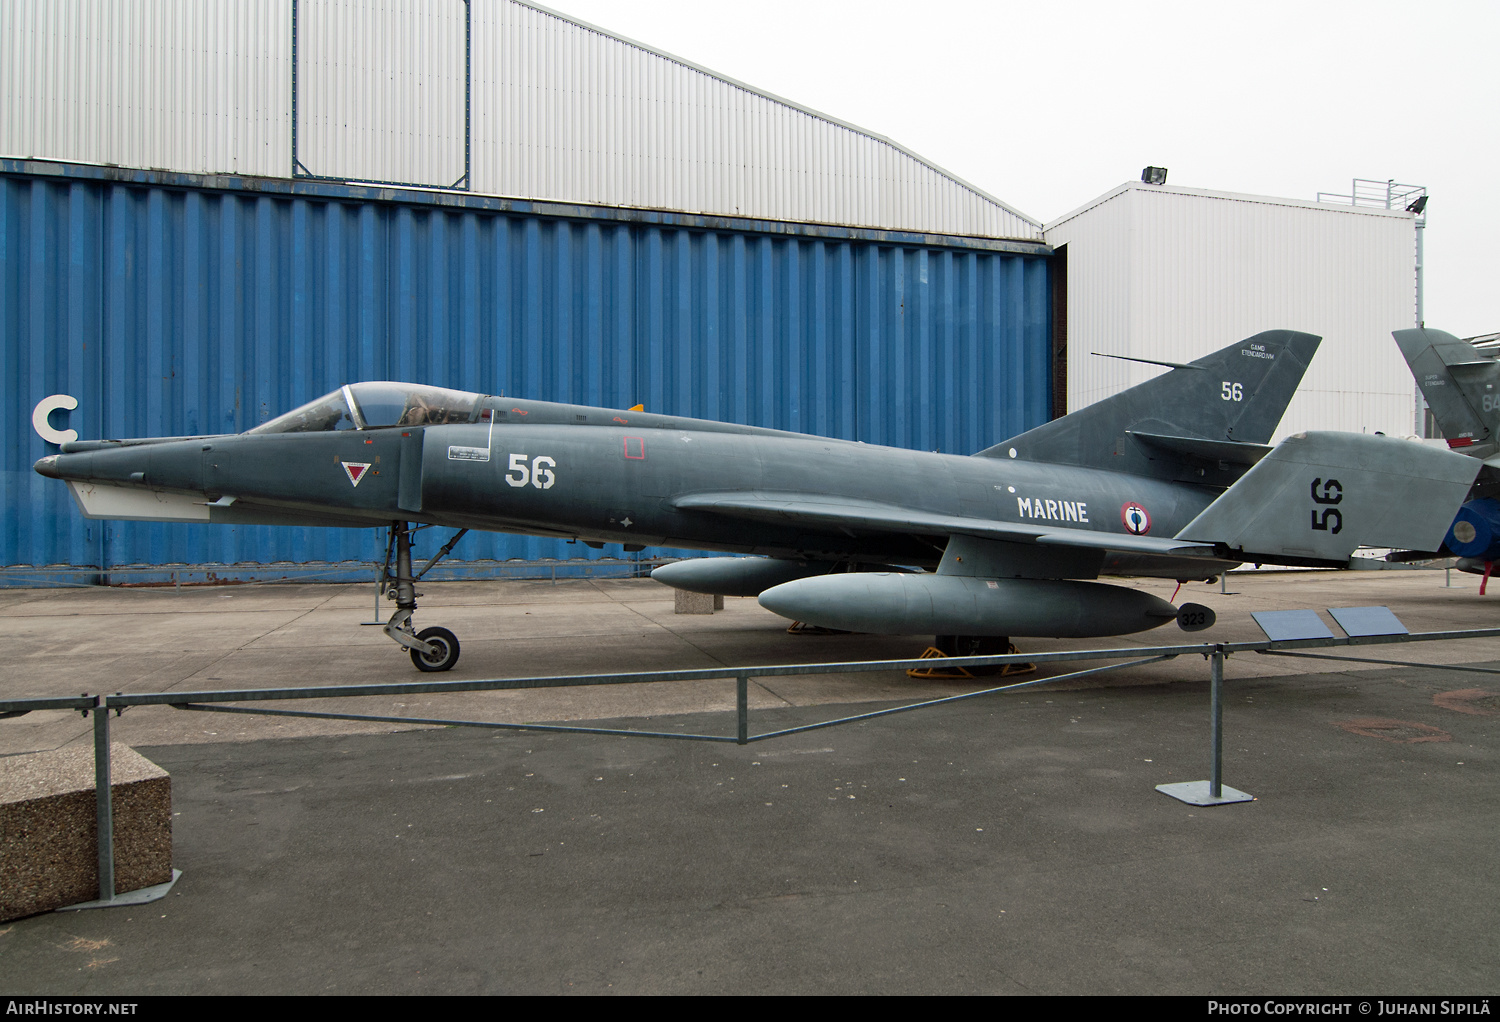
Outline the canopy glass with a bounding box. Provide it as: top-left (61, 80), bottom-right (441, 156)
top-left (246, 383), bottom-right (484, 434)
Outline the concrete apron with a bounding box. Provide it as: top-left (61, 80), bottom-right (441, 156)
top-left (0, 657), bottom-right (1496, 995)
top-left (1, 569), bottom-right (1497, 756)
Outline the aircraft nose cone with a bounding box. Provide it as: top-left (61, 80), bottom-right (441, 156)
top-left (33, 455), bottom-right (62, 479)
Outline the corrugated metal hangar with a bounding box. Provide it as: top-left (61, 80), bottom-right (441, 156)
top-left (0, 0), bottom-right (1423, 578)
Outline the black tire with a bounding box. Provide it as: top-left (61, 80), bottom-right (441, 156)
top-left (411, 626), bottom-right (461, 672)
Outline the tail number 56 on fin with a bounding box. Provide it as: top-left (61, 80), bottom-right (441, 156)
top-left (1311, 477), bottom-right (1342, 533)
top-left (505, 454), bottom-right (557, 489)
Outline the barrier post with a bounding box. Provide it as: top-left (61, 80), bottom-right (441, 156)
top-left (736, 675), bottom-right (749, 745)
top-left (93, 696), bottom-right (115, 902)
top-left (1156, 646), bottom-right (1254, 806)
top-left (1210, 650), bottom-right (1224, 799)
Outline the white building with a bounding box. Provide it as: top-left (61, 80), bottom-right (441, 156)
top-left (1043, 180), bottom-right (1421, 440)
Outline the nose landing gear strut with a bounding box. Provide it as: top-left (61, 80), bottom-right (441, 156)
top-left (380, 522), bottom-right (466, 672)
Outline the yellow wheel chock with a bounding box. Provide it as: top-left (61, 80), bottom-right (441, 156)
top-left (906, 644), bottom-right (1036, 680)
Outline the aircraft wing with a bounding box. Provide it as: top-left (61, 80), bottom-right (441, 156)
top-left (672, 491), bottom-right (1218, 557)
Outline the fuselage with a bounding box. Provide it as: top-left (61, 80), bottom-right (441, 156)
top-left (36, 390), bottom-right (1228, 577)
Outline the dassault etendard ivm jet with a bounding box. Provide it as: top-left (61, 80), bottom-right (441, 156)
top-left (35, 330), bottom-right (1481, 672)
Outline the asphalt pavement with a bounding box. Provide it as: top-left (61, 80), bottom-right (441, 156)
top-left (0, 568), bottom-right (1497, 994)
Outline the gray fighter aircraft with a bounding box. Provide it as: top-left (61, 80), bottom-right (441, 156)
top-left (35, 329), bottom-right (1480, 672)
top-left (1393, 326), bottom-right (1500, 580)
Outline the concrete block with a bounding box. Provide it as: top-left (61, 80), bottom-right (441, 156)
top-left (674, 590), bottom-right (717, 615)
top-left (0, 744), bottom-right (172, 921)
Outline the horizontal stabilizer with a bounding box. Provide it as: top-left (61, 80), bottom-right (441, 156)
top-left (1127, 431), bottom-right (1272, 466)
top-left (1176, 432), bottom-right (1481, 562)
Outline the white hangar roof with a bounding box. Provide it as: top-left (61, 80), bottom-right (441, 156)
top-left (0, 0), bottom-right (1042, 240)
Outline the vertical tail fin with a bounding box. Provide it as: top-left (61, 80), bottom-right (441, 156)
top-left (976, 330), bottom-right (1320, 477)
top-left (1393, 327), bottom-right (1500, 450)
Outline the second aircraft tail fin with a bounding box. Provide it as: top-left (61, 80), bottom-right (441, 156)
top-left (1394, 327), bottom-right (1500, 450)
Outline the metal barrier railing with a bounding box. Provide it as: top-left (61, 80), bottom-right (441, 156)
top-left (6, 623), bottom-right (1500, 910)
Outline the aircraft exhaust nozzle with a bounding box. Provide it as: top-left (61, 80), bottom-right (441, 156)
top-left (757, 573), bottom-right (1178, 639)
top-left (1445, 498), bottom-right (1500, 562)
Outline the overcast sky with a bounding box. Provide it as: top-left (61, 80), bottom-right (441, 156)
top-left (550, 0), bottom-right (1498, 337)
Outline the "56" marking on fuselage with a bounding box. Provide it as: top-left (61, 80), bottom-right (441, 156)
top-left (1310, 477), bottom-right (1342, 534)
top-left (506, 454), bottom-right (557, 489)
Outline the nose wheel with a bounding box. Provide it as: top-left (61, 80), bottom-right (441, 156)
top-left (411, 626), bottom-right (461, 672)
top-left (379, 523), bottom-right (467, 672)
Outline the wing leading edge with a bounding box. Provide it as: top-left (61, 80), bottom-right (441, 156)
top-left (671, 491), bottom-right (1217, 558)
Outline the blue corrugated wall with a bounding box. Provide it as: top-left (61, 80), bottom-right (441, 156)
top-left (1, 164), bottom-right (1052, 569)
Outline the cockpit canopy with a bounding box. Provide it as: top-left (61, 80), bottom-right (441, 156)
top-left (246, 383), bottom-right (485, 434)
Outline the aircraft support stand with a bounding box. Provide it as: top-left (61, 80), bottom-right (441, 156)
top-left (1156, 648), bottom-right (1254, 806)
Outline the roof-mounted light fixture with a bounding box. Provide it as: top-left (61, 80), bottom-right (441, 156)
top-left (1141, 166), bottom-right (1168, 185)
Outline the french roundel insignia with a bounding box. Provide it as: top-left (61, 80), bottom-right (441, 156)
top-left (342, 461), bottom-right (372, 487)
top-left (1120, 502), bottom-right (1151, 535)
